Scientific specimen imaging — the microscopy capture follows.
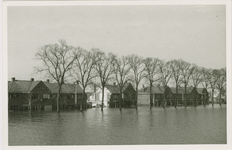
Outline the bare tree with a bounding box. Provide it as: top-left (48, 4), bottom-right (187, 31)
top-left (113, 55), bottom-right (131, 110)
top-left (158, 60), bottom-right (172, 108)
top-left (201, 67), bottom-right (212, 106)
top-left (216, 68), bottom-right (226, 106)
top-left (209, 69), bottom-right (221, 106)
top-left (35, 40), bottom-right (76, 112)
top-left (143, 58), bottom-right (161, 109)
top-left (180, 61), bottom-right (194, 107)
top-left (201, 67), bottom-right (211, 89)
top-left (94, 49), bottom-right (115, 111)
top-left (168, 59), bottom-right (183, 109)
top-left (128, 54), bottom-right (146, 109)
top-left (191, 65), bottom-right (204, 106)
top-left (72, 47), bottom-right (98, 111)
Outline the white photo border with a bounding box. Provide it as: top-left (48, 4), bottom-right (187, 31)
top-left (2, 0), bottom-right (232, 150)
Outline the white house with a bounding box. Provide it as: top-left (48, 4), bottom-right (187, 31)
top-left (95, 87), bottom-right (111, 106)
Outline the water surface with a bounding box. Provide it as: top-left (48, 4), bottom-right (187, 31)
top-left (8, 105), bottom-right (227, 145)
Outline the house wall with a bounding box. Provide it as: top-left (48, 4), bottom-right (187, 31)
top-left (154, 94), bottom-right (164, 106)
top-left (123, 84), bottom-right (136, 107)
top-left (8, 93), bottom-right (29, 111)
top-left (51, 93), bottom-right (86, 110)
top-left (137, 93), bottom-right (150, 105)
top-left (96, 88), bottom-right (110, 106)
top-left (109, 93), bottom-right (120, 108)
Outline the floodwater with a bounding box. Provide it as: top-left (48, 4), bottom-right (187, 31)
top-left (8, 105), bottom-right (226, 145)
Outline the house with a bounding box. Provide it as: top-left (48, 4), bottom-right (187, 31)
top-left (137, 91), bottom-right (150, 106)
top-left (139, 84), bottom-right (173, 107)
top-left (169, 86), bottom-right (209, 106)
top-left (43, 80), bottom-right (86, 110)
top-left (8, 78), bottom-right (51, 111)
top-left (8, 77), bottom-right (85, 111)
top-left (139, 85), bottom-right (208, 107)
top-left (170, 87), bottom-right (194, 106)
top-left (190, 87), bottom-right (209, 105)
top-left (104, 82), bottom-right (136, 108)
top-left (95, 87), bottom-right (111, 106)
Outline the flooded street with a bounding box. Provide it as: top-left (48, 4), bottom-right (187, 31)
top-left (8, 105), bottom-right (226, 145)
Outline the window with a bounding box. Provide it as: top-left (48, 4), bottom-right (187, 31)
top-left (77, 94), bottom-right (82, 99)
top-left (32, 94), bottom-right (38, 99)
top-left (71, 94), bottom-right (74, 99)
top-left (113, 95), bottom-right (118, 99)
top-left (52, 94), bottom-right (57, 98)
top-left (132, 94), bottom-right (135, 99)
top-left (43, 94), bottom-right (50, 99)
top-left (37, 86), bottom-right (44, 89)
top-left (124, 94), bottom-right (128, 99)
top-left (156, 94), bottom-right (160, 99)
top-left (9, 94), bottom-right (19, 99)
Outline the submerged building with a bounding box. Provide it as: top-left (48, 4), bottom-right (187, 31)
top-left (8, 77), bottom-right (86, 111)
top-left (138, 84), bottom-right (209, 107)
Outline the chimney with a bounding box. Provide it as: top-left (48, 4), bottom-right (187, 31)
top-left (30, 78), bottom-right (34, 81)
top-left (113, 82), bottom-right (116, 86)
top-left (46, 79), bottom-right (50, 83)
top-left (76, 80), bottom-right (80, 85)
top-left (11, 77), bottom-right (15, 81)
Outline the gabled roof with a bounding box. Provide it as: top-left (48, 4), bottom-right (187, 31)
top-left (8, 80), bottom-right (41, 93)
top-left (196, 88), bottom-right (205, 94)
top-left (142, 85), bottom-right (165, 94)
top-left (105, 82), bottom-right (131, 94)
top-left (105, 84), bottom-right (120, 93)
top-left (43, 82), bottom-right (83, 93)
top-left (170, 87), bottom-right (194, 94)
top-left (8, 79), bottom-right (83, 94)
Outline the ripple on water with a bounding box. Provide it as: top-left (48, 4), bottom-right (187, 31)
top-left (8, 105), bottom-right (226, 145)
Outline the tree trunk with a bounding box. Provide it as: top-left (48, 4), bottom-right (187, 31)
top-left (203, 94), bottom-right (206, 107)
top-left (57, 86), bottom-right (61, 112)
top-left (80, 88), bottom-right (85, 112)
top-left (135, 86), bottom-right (138, 110)
top-left (119, 89), bottom-right (122, 111)
top-left (194, 95), bottom-right (197, 107)
top-left (101, 86), bottom-right (104, 112)
top-left (212, 88), bottom-right (214, 107)
top-left (29, 95), bottom-right (32, 112)
top-left (175, 85), bottom-right (178, 109)
top-left (219, 89), bottom-right (222, 106)
top-left (150, 82), bottom-right (153, 109)
top-left (184, 85), bottom-right (187, 107)
top-left (163, 93), bottom-right (165, 109)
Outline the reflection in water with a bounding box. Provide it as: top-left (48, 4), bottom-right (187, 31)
top-left (8, 105), bottom-right (226, 145)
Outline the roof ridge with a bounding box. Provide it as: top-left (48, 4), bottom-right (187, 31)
top-left (8, 81), bottom-right (13, 92)
top-left (28, 80), bottom-right (34, 93)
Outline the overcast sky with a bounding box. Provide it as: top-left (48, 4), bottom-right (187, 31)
top-left (8, 5), bottom-right (226, 81)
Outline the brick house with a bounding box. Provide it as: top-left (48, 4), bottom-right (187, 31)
top-left (8, 78), bottom-right (85, 111)
top-left (43, 80), bottom-right (86, 110)
top-left (8, 78), bottom-right (52, 111)
top-left (190, 87), bottom-right (209, 106)
top-left (139, 85), bottom-right (208, 107)
top-left (108, 82), bottom-right (136, 108)
top-left (170, 87), bottom-right (194, 106)
top-left (141, 85), bottom-right (173, 107)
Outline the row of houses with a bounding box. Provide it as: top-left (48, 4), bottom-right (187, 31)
top-left (88, 83), bottom-right (210, 108)
top-left (8, 77), bottom-right (86, 111)
top-left (8, 77), bottom-right (213, 111)
top-left (138, 85), bottom-right (209, 107)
